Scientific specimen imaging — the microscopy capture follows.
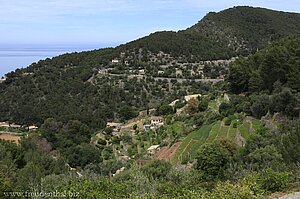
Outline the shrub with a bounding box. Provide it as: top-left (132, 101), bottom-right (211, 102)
top-left (242, 169), bottom-right (293, 195)
top-left (142, 160), bottom-right (172, 180)
top-left (195, 141), bottom-right (231, 180)
top-left (98, 139), bottom-right (107, 145)
top-left (233, 122), bottom-right (238, 128)
top-left (104, 127), bottom-right (113, 135)
top-left (224, 117), bottom-right (232, 126)
top-left (209, 181), bottom-right (256, 199)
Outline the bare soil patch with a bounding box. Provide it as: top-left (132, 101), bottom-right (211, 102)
top-left (0, 134), bottom-right (21, 144)
top-left (155, 142), bottom-right (181, 162)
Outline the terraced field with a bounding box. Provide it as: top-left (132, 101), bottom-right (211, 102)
top-left (172, 117), bottom-right (262, 163)
top-left (172, 124), bottom-right (212, 163)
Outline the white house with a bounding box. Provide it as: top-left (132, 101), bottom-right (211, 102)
top-left (10, 124), bottom-right (22, 128)
top-left (0, 76), bottom-right (6, 83)
top-left (169, 99), bottom-right (179, 107)
top-left (138, 69), bottom-right (145, 75)
top-left (150, 116), bottom-right (163, 126)
top-left (113, 167), bottom-right (126, 176)
top-left (158, 70), bottom-right (165, 75)
top-left (0, 122), bottom-right (10, 128)
top-left (224, 93), bottom-right (230, 102)
top-left (184, 94), bottom-right (201, 102)
top-left (111, 59), bottom-right (119, 64)
top-left (28, 125), bottom-right (38, 131)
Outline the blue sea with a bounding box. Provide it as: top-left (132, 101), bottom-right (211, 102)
top-left (0, 43), bottom-right (117, 77)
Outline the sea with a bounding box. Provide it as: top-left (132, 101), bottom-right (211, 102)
top-left (0, 43), bottom-right (118, 77)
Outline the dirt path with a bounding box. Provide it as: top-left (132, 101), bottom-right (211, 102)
top-left (277, 192), bottom-right (300, 199)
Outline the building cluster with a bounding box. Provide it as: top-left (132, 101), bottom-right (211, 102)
top-left (0, 121), bottom-right (38, 131)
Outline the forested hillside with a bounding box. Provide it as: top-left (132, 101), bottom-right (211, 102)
top-left (228, 37), bottom-right (300, 94)
top-left (187, 6), bottom-right (300, 55)
top-left (1, 37), bottom-right (300, 198)
top-left (0, 6), bottom-right (300, 129)
top-left (1, 6), bottom-right (300, 199)
top-left (122, 6), bottom-right (300, 60)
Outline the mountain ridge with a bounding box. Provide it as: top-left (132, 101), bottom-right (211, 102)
top-left (1, 6), bottom-right (300, 128)
top-left (111, 6), bottom-right (300, 63)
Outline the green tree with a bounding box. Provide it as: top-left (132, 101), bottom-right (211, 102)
top-left (250, 95), bottom-right (270, 118)
top-left (65, 144), bottom-right (102, 167)
top-left (228, 58), bottom-right (251, 93)
top-left (16, 162), bottom-right (42, 191)
top-left (157, 104), bottom-right (174, 116)
top-left (246, 145), bottom-right (284, 170)
top-left (195, 140), bottom-right (233, 180)
top-left (142, 160), bottom-right (172, 180)
top-left (249, 71), bottom-right (263, 93)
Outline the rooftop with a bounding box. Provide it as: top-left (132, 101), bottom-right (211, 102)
top-left (151, 116), bottom-right (163, 120)
top-left (147, 145), bottom-right (160, 151)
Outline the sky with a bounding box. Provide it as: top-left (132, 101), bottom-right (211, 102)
top-left (1, 0), bottom-right (300, 45)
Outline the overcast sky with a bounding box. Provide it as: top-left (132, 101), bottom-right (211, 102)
top-left (0, 0), bottom-right (299, 45)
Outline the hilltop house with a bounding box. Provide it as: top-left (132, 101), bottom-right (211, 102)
top-left (0, 76), bottom-right (6, 83)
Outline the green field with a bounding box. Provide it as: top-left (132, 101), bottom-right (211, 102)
top-left (172, 124), bottom-right (212, 163)
top-left (206, 121), bottom-right (221, 142)
top-left (228, 125), bottom-right (237, 139)
top-left (172, 117), bottom-right (262, 163)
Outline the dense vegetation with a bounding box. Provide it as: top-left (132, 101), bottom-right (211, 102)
top-left (227, 37), bottom-right (300, 118)
top-left (1, 118), bottom-right (300, 198)
top-left (118, 6), bottom-right (300, 61)
top-left (188, 6), bottom-right (300, 55)
top-left (1, 6), bottom-right (300, 128)
top-left (228, 37), bottom-right (300, 93)
top-left (0, 6), bottom-right (300, 199)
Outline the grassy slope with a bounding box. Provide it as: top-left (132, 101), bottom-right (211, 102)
top-left (172, 117), bottom-right (262, 163)
top-left (172, 124), bottom-right (213, 163)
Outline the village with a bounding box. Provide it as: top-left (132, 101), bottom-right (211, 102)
top-left (96, 51), bottom-right (235, 83)
top-left (92, 93), bottom-right (203, 167)
top-left (0, 90), bottom-right (202, 166)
